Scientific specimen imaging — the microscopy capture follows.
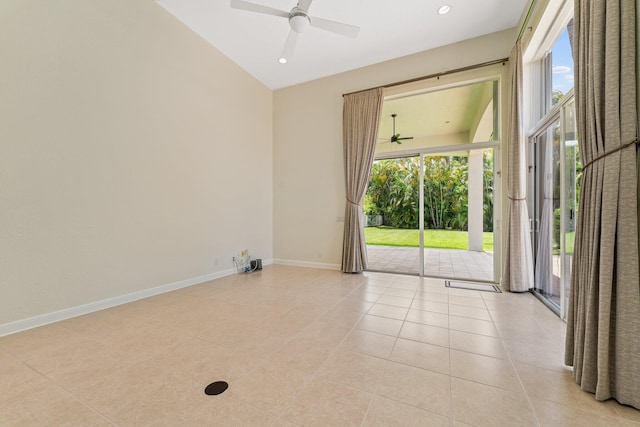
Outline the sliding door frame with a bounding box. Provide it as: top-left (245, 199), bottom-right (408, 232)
top-left (369, 69), bottom-right (508, 282)
top-left (372, 140), bottom-right (501, 281)
top-left (527, 89), bottom-right (576, 319)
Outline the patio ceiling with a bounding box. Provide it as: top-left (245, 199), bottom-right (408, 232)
top-left (377, 80), bottom-right (495, 153)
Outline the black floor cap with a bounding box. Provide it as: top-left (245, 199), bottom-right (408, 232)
top-left (204, 381), bottom-right (228, 396)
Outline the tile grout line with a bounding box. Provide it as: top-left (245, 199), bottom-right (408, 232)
top-left (272, 274), bottom-right (395, 426)
top-left (6, 267), bottom-right (634, 425)
top-left (489, 300), bottom-right (543, 427)
top-left (447, 289), bottom-right (456, 425)
top-left (358, 274), bottom-right (420, 426)
top-left (16, 358), bottom-right (120, 426)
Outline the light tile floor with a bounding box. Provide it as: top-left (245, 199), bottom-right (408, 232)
top-left (367, 245), bottom-right (494, 281)
top-left (1, 265), bottom-right (639, 426)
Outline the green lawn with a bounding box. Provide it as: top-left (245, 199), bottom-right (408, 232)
top-left (365, 226), bottom-right (494, 251)
top-left (554, 231), bottom-right (576, 256)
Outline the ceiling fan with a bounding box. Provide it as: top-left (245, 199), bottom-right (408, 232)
top-left (230, 0), bottom-right (360, 64)
top-left (380, 114), bottom-right (414, 144)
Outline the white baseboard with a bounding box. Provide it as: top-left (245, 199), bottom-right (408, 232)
top-left (272, 259), bottom-right (341, 271)
top-left (0, 267), bottom-right (239, 338)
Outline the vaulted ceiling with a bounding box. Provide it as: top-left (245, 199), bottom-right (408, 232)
top-left (156, 0), bottom-right (529, 90)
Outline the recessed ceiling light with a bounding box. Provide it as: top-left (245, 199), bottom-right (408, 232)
top-left (438, 5), bottom-right (451, 15)
top-left (278, 57), bottom-right (287, 64)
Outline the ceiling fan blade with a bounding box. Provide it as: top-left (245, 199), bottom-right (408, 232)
top-left (310, 17), bottom-right (360, 38)
top-left (280, 30), bottom-right (299, 63)
top-left (230, 0), bottom-right (289, 18)
top-left (397, 137), bottom-right (414, 140)
top-left (297, 0), bottom-right (313, 13)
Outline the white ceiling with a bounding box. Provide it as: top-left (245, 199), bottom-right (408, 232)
top-left (156, 0), bottom-right (530, 90)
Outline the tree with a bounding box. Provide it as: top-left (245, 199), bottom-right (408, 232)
top-left (365, 154), bottom-right (494, 232)
top-left (483, 150), bottom-right (494, 232)
top-left (423, 156), bottom-right (468, 230)
top-left (552, 89), bottom-right (565, 106)
top-left (367, 159), bottom-right (420, 228)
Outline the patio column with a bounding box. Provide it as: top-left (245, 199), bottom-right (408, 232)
top-left (468, 150), bottom-right (483, 251)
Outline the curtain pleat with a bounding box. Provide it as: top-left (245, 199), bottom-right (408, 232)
top-left (502, 40), bottom-right (535, 292)
top-left (341, 88), bottom-right (384, 273)
top-left (565, 0), bottom-right (639, 409)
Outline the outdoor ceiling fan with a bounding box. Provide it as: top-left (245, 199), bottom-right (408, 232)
top-left (380, 114), bottom-right (414, 144)
top-left (230, 0), bottom-right (360, 64)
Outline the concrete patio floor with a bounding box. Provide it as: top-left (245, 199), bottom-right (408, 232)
top-left (366, 245), bottom-right (495, 282)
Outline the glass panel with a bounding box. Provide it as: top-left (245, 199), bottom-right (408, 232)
top-left (562, 99), bottom-right (580, 319)
top-left (533, 121), bottom-right (561, 309)
top-left (550, 26), bottom-right (575, 107)
top-left (422, 149), bottom-right (494, 281)
top-left (364, 157), bottom-right (421, 275)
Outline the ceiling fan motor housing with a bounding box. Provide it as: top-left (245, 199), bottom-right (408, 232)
top-left (229, 0), bottom-right (359, 62)
top-left (289, 9), bottom-right (311, 33)
top-left (388, 113), bottom-right (413, 144)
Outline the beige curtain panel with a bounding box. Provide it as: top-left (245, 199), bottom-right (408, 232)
top-left (502, 40), bottom-right (534, 292)
top-left (341, 88), bottom-right (384, 273)
top-left (565, 0), bottom-right (639, 409)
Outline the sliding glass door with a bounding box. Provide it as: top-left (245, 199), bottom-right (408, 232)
top-left (364, 156), bottom-right (421, 275)
top-left (363, 77), bottom-right (502, 282)
top-left (532, 121), bottom-right (561, 307)
top-left (526, 14), bottom-right (577, 319)
top-left (365, 146), bottom-right (496, 282)
top-left (422, 149), bottom-right (495, 281)
top-left (530, 96), bottom-right (580, 319)
top-left (561, 98), bottom-right (580, 318)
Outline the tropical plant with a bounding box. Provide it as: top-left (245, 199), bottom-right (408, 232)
top-left (423, 156), bottom-right (468, 230)
top-left (365, 154), bottom-right (493, 231)
top-left (363, 193), bottom-right (379, 215)
top-left (483, 150), bottom-right (494, 232)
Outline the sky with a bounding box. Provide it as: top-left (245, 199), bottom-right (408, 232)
top-left (551, 28), bottom-right (574, 95)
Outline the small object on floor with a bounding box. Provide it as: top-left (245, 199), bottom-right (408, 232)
top-left (250, 259), bottom-right (262, 270)
top-left (204, 381), bottom-right (229, 396)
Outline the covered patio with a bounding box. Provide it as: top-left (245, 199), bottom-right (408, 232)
top-left (366, 245), bottom-right (494, 282)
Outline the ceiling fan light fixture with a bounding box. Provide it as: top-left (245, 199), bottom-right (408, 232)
top-left (230, 0), bottom-right (360, 63)
top-left (289, 12), bottom-right (311, 33)
top-left (438, 5), bottom-right (451, 15)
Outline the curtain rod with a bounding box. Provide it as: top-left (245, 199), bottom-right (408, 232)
top-left (342, 57), bottom-right (508, 97)
top-left (516, 0), bottom-right (537, 41)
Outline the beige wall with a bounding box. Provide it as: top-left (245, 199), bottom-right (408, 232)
top-left (273, 29), bottom-right (515, 269)
top-left (0, 0), bottom-right (273, 328)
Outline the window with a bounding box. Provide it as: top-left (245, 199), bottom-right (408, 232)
top-left (550, 25), bottom-right (574, 106)
top-left (525, 4), bottom-right (578, 320)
